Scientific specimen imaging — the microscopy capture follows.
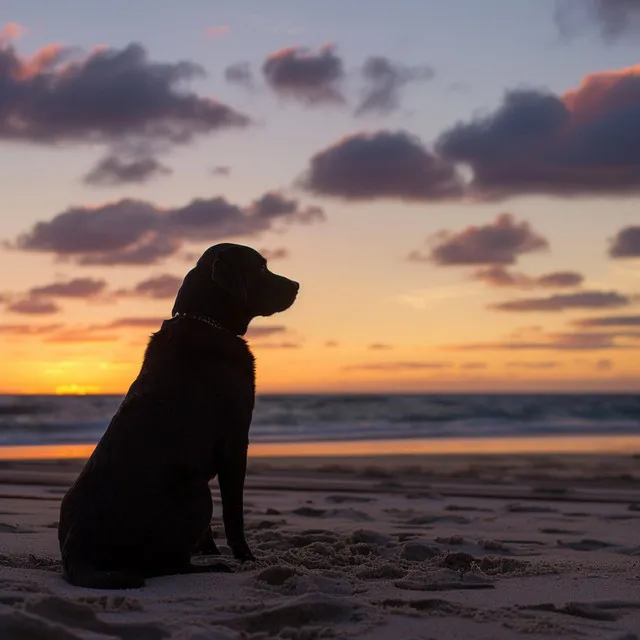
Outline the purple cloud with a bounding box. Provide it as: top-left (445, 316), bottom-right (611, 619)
top-left (302, 131), bottom-right (463, 201)
top-left (573, 315), bottom-right (640, 327)
top-left (436, 65), bottom-right (640, 197)
top-left (410, 214), bottom-right (548, 266)
top-left (555, 0), bottom-right (640, 42)
top-left (449, 330), bottom-right (640, 351)
top-left (14, 192), bottom-right (323, 266)
top-left (83, 155), bottom-right (172, 187)
top-left (356, 56), bottom-right (434, 116)
top-left (7, 298), bottom-right (60, 315)
top-left (29, 278), bottom-right (107, 298)
top-left (491, 291), bottom-right (630, 312)
top-left (473, 266), bottom-right (583, 288)
top-left (342, 361), bottom-right (453, 372)
top-left (125, 274), bottom-right (182, 299)
top-left (609, 226), bottom-right (640, 258)
top-left (224, 62), bottom-right (254, 88)
top-left (0, 41), bottom-right (249, 147)
top-left (262, 45), bottom-right (345, 105)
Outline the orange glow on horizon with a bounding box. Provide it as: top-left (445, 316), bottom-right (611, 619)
top-left (56, 384), bottom-right (102, 395)
top-left (2, 435), bottom-right (640, 461)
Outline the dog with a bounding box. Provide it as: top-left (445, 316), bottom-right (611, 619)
top-left (58, 243), bottom-right (299, 588)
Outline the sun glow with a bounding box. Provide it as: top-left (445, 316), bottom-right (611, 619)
top-left (55, 384), bottom-right (102, 395)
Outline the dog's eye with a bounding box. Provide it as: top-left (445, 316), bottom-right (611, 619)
top-left (260, 264), bottom-right (268, 273)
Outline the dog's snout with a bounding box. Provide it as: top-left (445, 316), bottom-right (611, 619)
top-left (292, 281), bottom-right (300, 292)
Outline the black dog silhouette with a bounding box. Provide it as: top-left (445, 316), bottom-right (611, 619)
top-left (58, 244), bottom-right (299, 588)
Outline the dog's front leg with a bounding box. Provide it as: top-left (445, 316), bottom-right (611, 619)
top-left (193, 522), bottom-right (222, 556)
top-left (218, 445), bottom-right (254, 562)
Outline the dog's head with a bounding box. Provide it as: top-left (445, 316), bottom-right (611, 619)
top-left (171, 244), bottom-right (299, 334)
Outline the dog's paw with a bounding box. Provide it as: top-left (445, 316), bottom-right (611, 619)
top-left (188, 561), bottom-right (233, 574)
top-left (194, 539), bottom-right (222, 556)
top-left (229, 541), bottom-right (255, 563)
top-left (193, 526), bottom-right (222, 556)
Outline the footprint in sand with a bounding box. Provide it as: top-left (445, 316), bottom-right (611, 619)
top-left (539, 528), bottom-right (585, 535)
top-left (394, 568), bottom-right (495, 592)
top-left (505, 503), bottom-right (558, 514)
top-left (325, 495), bottom-right (375, 504)
top-left (406, 514), bottom-right (471, 526)
top-left (0, 523), bottom-right (33, 534)
top-left (2, 596), bottom-right (165, 640)
top-left (326, 508), bottom-right (372, 522)
top-left (219, 593), bottom-right (361, 636)
top-left (292, 507), bottom-right (326, 517)
top-left (556, 538), bottom-right (614, 551)
top-left (445, 504), bottom-right (493, 513)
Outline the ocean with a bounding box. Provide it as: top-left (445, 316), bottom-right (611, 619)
top-left (0, 393), bottom-right (639, 448)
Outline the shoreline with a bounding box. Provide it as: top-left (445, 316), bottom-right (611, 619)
top-left (2, 433), bottom-right (640, 461)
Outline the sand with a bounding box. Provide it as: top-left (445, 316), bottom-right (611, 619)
top-left (1, 453), bottom-right (639, 639)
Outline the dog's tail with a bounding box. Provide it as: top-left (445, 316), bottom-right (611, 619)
top-left (63, 562), bottom-right (145, 590)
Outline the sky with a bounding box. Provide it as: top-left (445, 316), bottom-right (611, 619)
top-left (0, 0), bottom-right (639, 394)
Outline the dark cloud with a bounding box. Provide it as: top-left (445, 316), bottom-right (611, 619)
top-left (460, 362), bottom-right (487, 369)
top-left (342, 361), bottom-right (453, 372)
top-left (609, 226), bottom-right (640, 258)
top-left (211, 166), bottom-right (231, 176)
top-left (324, 340), bottom-right (339, 348)
top-left (473, 266), bottom-right (583, 288)
top-left (302, 131), bottom-right (463, 201)
top-left (262, 45), bottom-right (345, 105)
top-left (491, 290), bottom-right (630, 312)
top-left (14, 192), bottom-right (323, 266)
top-left (507, 361), bottom-right (561, 369)
top-left (100, 317), bottom-right (164, 329)
top-left (127, 274), bottom-right (182, 299)
top-left (0, 323), bottom-right (61, 335)
top-left (436, 65), bottom-right (640, 197)
top-left (449, 330), bottom-right (639, 351)
top-left (224, 62), bottom-right (254, 88)
top-left (44, 330), bottom-right (118, 344)
top-left (7, 297), bottom-right (60, 314)
top-left (0, 316), bottom-right (166, 343)
top-left (29, 278), bottom-right (107, 298)
top-left (356, 56), bottom-right (434, 116)
top-left (245, 325), bottom-right (288, 340)
top-left (368, 343), bottom-right (393, 350)
top-left (0, 41), bottom-right (249, 147)
top-left (79, 235), bottom-right (181, 267)
top-left (252, 342), bottom-right (300, 349)
top-left (573, 314), bottom-right (640, 327)
top-left (410, 214), bottom-right (548, 266)
top-left (555, 0), bottom-right (640, 42)
top-left (83, 155), bottom-right (172, 187)
top-left (249, 192), bottom-right (323, 223)
top-left (536, 271), bottom-right (585, 287)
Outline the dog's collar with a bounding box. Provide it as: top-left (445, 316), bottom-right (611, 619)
top-left (171, 313), bottom-right (239, 337)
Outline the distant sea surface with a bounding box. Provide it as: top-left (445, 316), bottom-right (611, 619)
top-left (0, 394), bottom-right (638, 447)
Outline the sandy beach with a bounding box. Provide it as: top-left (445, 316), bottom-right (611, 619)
top-left (1, 452), bottom-right (639, 639)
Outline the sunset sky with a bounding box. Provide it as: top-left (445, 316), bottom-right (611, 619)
top-left (1, 0), bottom-right (639, 394)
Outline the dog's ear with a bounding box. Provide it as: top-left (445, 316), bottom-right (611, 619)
top-left (211, 252), bottom-right (249, 304)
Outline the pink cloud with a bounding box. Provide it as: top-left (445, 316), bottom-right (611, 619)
top-left (0, 22), bottom-right (28, 43)
top-left (205, 25), bottom-right (231, 39)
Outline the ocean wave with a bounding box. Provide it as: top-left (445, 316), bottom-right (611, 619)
top-left (0, 393), bottom-right (638, 446)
